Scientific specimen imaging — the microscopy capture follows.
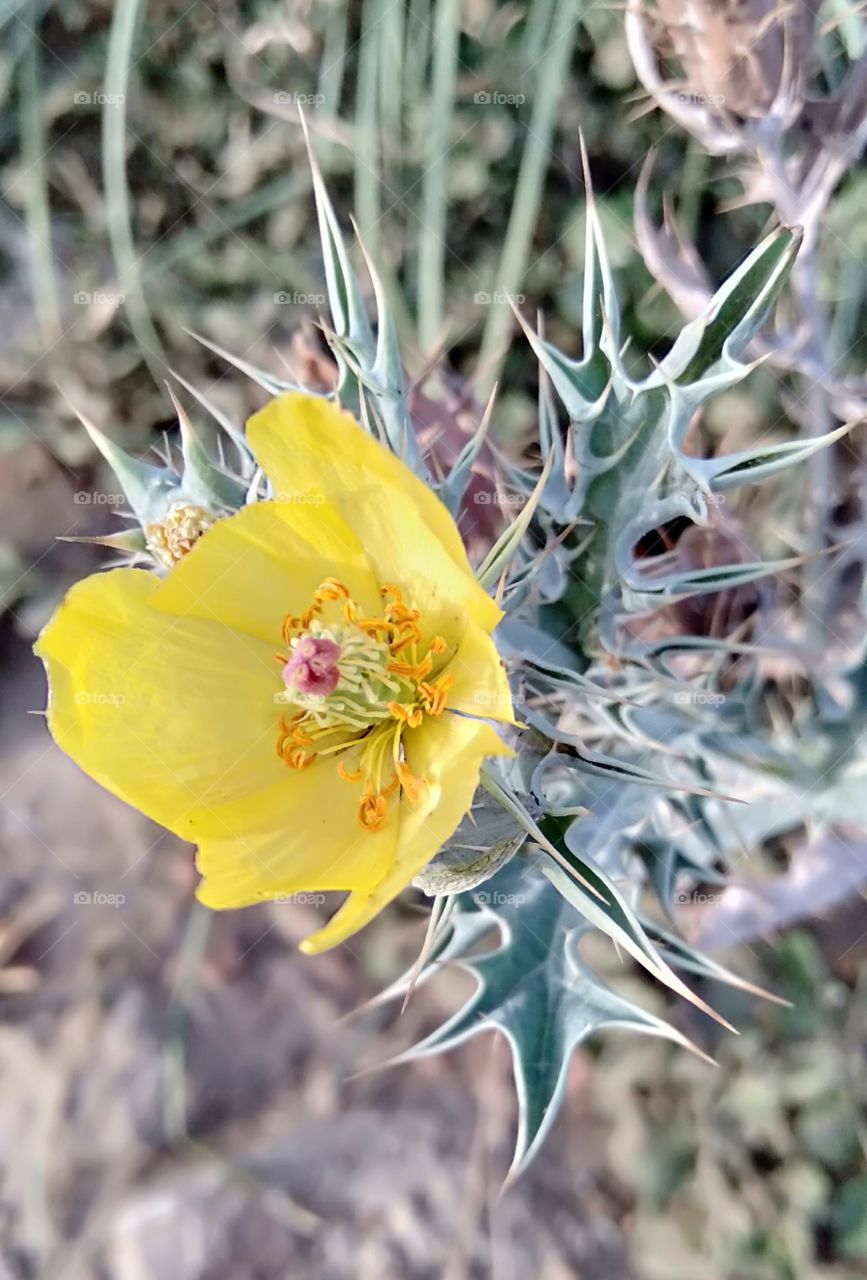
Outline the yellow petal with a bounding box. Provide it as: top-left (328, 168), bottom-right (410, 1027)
top-left (35, 568), bottom-right (286, 830)
top-left (153, 497), bottom-right (379, 642)
top-left (193, 751), bottom-right (399, 907)
top-left (442, 619), bottom-right (516, 725)
top-left (299, 713), bottom-right (513, 953)
top-left (37, 567), bottom-right (402, 909)
top-left (247, 392), bottom-right (502, 635)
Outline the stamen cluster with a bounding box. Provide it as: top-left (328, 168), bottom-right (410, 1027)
top-left (275, 579), bottom-right (453, 830)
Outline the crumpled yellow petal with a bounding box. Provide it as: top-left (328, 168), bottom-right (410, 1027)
top-left (247, 392), bottom-right (502, 636)
top-left (34, 568), bottom-right (286, 828)
top-left (193, 744), bottom-right (400, 907)
top-left (299, 714), bottom-right (513, 953)
top-left (153, 496), bottom-right (379, 642)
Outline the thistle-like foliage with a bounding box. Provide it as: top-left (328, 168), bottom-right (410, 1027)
top-left (69, 140), bottom-right (854, 1176)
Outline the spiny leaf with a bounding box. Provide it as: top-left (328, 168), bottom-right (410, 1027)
top-left (167, 386), bottom-right (247, 510)
top-left (641, 915), bottom-right (790, 1007)
top-left (519, 704), bottom-right (735, 800)
top-left (301, 112), bottom-right (374, 354)
top-left (657, 226), bottom-right (801, 385)
top-left (540, 819), bottom-right (735, 1032)
top-left (63, 396), bottom-right (179, 525)
top-left (392, 861), bottom-right (710, 1179)
top-left (168, 368), bottom-right (249, 456)
top-left (439, 386), bottom-right (497, 517)
top-left (691, 419), bottom-right (855, 492)
top-left (184, 329), bottom-right (296, 396)
top-left (476, 449), bottom-right (554, 590)
top-left (58, 529), bottom-right (148, 554)
top-left (511, 301), bottom-right (611, 421)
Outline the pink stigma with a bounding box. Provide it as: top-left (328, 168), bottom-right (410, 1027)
top-left (283, 635), bottom-right (342, 696)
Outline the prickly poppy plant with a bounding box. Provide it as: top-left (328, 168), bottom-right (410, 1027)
top-left (37, 143), bottom-right (852, 1176)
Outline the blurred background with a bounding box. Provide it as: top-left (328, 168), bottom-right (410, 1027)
top-left (1, 0), bottom-right (867, 1276)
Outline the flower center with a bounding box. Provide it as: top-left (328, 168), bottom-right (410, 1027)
top-left (274, 579), bottom-right (453, 831)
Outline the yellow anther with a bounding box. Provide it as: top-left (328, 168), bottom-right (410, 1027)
top-left (315, 578), bottom-right (350, 603)
top-left (396, 760), bottom-right (427, 805)
top-left (359, 617), bottom-right (395, 637)
top-left (388, 653), bottom-right (433, 681)
top-left (418, 673), bottom-right (453, 716)
top-left (389, 623), bottom-right (422, 654)
top-left (358, 790), bottom-right (388, 832)
top-left (388, 701), bottom-right (424, 728)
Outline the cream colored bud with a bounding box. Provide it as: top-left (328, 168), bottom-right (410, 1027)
top-left (146, 501), bottom-right (216, 568)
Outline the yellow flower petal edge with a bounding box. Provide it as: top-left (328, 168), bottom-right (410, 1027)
top-left (36, 392), bottom-right (515, 951)
top-left (247, 392), bottom-right (503, 634)
top-left (300, 717), bottom-right (512, 953)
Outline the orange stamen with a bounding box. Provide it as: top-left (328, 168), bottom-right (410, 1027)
top-left (278, 578), bottom-right (449, 820)
top-left (358, 791), bottom-right (388, 832)
top-left (417, 673), bottom-right (453, 716)
top-left (396, 760), bottom-right (427, 804)
top-left (388, 653), bottom-right (433, 681)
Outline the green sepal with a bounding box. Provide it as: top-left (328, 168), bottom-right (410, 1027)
top-left (72, 404), bottom-right (180, 525)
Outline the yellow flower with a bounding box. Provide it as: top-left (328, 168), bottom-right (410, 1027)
top-left (36, 393), bottom-right (514, 952)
